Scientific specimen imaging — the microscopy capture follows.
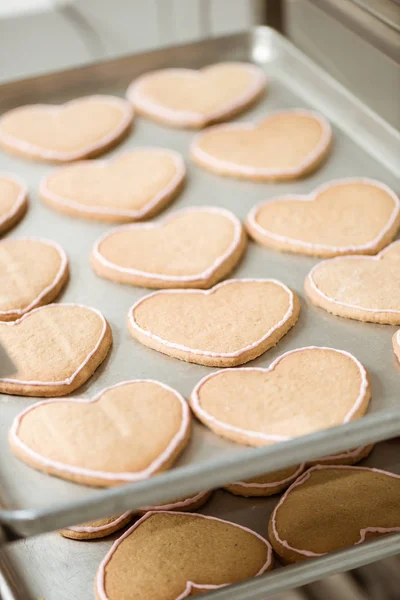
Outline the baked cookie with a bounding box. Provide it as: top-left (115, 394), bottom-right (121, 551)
top-left (0, 238), bottom-right (69, 321)
top-left (305, 240), bottom-right (400, 323)
top-left (307, 445), bottom-right (373, 467)
top-left (269, 465), bottom-right (400, 563)
top-left (191, 110), bottom-right (331, 180)
top-left (190, 347), bottom-right (370, 446)
top-left (128, 278), bottom-right (299, 367)
top-left (0, 174), bottom-right (28, 235)
top-left (247, 179), bottom-right (400, 257)
top-left (40, 149), bottom-right (185, 223)
top-left (0, 303), bottom-right (111, 396)
top-left (224, 464), bottom-right (305, 497)
top-left (91, 207), bottom-right (246, 288)
top-left (0, 95), bottom-right (133, 163)
top-left (127, 62), bottom-right (266, 128)
top-left (9, 380), bottom-right (190, 486)
top-left (95, 511), bottom-right (274, 599)
top-left (393, 330), bottom-right (400, 363)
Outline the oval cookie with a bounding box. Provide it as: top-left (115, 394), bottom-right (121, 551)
top-left (247, 178), bottom-right (400, 257)
top-left (0, 174), bottom-right (28, 235)
top-left (191, 347), bottom-right (370, 446)
top-left (269, 465), bottom-right (400, 563)
top-left (191, 110), bottom-right (331, 180)
top-left (0, 303), bottom-right (111, 396)
top-left (92, 207), bottom-right (246, 288)
top-left (95, 512), bottom-right (273, 600)
top-left (128, 278), bottom-right (299, 367)
top-left (9, 380), bottom-right (190, 486)
top-left (307, 445), bottom-right (374, 467)
top-left (225, 465), bottom-right (305, 497)
top-left (0, 95), bottom-right (133, 163)
top-left (40, 149), bottom-right (185, 223)
top-left (127, 62), bottom-right (266, 128)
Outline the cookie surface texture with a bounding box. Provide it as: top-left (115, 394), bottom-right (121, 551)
top-left (0, 174), bottom-right (28, 235)
top-left (224, 464), bottom-right (305, 497)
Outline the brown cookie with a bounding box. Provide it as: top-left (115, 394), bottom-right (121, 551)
top-left (224, 464), bottom-right (305, 497)
top-left (0, 173), bottom-right (28, 235)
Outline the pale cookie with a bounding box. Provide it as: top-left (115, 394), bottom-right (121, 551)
top-left (305, 240), bottom-right (400, 323)
top-left (0, 238), bottom-right (69, 321)
top-left (0, 95), bottom-right (133, 163)
top-left (0, 174), bottom-right (28, 235)
top-left (0, 303), bottom-right (111, 397)
top-left (247, 178), bottom-right (400, 257)
top-left (127, 62), bottom-right (266, 128)
top-left (393, 330), bottom-right (400, 364)
top-left (128, 278), bottom-right (299, 367)
top-left (269, 465), bottom-right (400, 563)
top-left (224, 464), bottom-right (305, 497)
top-left (40, 149), bottom-right (185, 223)
top-left (307, 445), bottom-right (374, 467)
top-left (9, 380), bottom-right (190, 486)
top-left (190, 347), bottom-right (370, 446)
top-left (95, 511), bottom-right (274, 600)
top-left (92, 207), bottom-right (246, 288)
top-left (191, 109), bottom-right (332, 180)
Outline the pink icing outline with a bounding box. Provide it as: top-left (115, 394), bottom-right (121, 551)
top-left (92, 206), bottom-right (243, 282)
top-left (0, 95), bottom-right (134, 162)
top-left (247, 178), bottom-right (400, 253)
top-left (271, 465), bottom-right (400, 558)
top-left (128, 278), bottom-right (295, 359)
top-left (0, 303), bottom-right (107, 387)
top-left (190, 109), bottom-right (332, 178)
top-left (0, 237), bottom-right (68, 318)
top-left (190, 346), bottom-right (369, 443)
top-left (309, 445), bottom-right (371, 465)
top-left (9, 380), bottom-right (190, 483)
top-left (228, 463), bottom-right (305, 489)
top-left (40, 148), bottom-right (185, 219)
top-left (0, 173), bottom-right (28, 230)
top-left (95, 511), bottom-right (273, 600)
top-left (126, 63), bottom-right (267, 127)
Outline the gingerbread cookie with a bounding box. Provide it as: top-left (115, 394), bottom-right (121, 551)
top-left (269, 465), bottom-right (400, 563)
top-left (95, 511), bottom-right (273, 599)
top-left (40, 149), bottom-right (185, 223)
top-left (247, 179), bottom-right (400, 257)
top-left (0, 95), bottom-right (133, 162)
top-left (92, 207), bottom-right (246, 288)
top-left (128, 279), bottom-right (299, 367)
top-left (191, 110), bottom-right (331, 180)
top-left (0, 303), bottom-right (111, 396)
top-left (0, 174), bottom-right (28, 235)
top-left (307, 445), bottom-right (373, 467)
top-left (9, 380), bottom-right (190, 486)
top-left (191, 347), bottom-right (370, 446)
top-left (393, 330), bottom-right (400, 363)
top-left (127, 62), bottom-right (266, 128)
top-left (225, 464), bottom-right (305, 497)
top-left (305, 240), bottom-right (400, 323)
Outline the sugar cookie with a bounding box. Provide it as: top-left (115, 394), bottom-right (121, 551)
top-left (92, 207), bottom-right (246, 288)
top-left (269, 465), bottom-right (400, 563)
top-left (40, 149), bottom-right (185, 223)
top-left (128, 278), bottom-right (299, 367)
top-left (127, 62), bottom-right (266, 128)
top-left (0, 95), bottom-right (133, 163)
top-left (393, 330), bottom-right (400, 363)
top-left (0, 174), bottom-right (28, 235)
top-left (247, 179), bottom-right (400, 257)
top-left (95, 511), bottom-right (273, 600)
top-left (9, 380), bottom-right (190, 486)
top-left (224, 464), bottom-right (305, 497)
top-left (307, 445), bottom-right (373, 467)
top-left (191, 347), bottom-right (370, 446)
top-left (191, 110), bottom-right (331, 180)
top-left (0, 303), bottom-right (111, 396)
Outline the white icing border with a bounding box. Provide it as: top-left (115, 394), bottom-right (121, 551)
top-left (40, 148), bottom-right (185, 219)
top-left (9, 379), bottom-right (190, 483)
top-left (95, 511), bottom-right (273, 600)
top-left (228, 464), bottom-right (305, 490)
top-left (0, 172), bottom-right (28, 230)
top-left (190, 346), bottom-right (369, 443)
top-left (0, 95), bottom-right (134, 161)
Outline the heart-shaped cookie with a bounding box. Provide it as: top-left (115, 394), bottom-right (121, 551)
top-left (0, 95), bottom-right (133, 163)
top-left (9, 380), bottom-right (190, 486)
top-left (191, 346), bottom-right (370, 445)
top-left (305, 240), bottom-right (400, 323)
top-left (92, 207), bottom-right (246, 288)
top-left (0, 303), bottom-right (112, 396)
top-left (0, 238), bottom-right (69, 321)
top-left (0, 173), bottom-right (28, 235)
top-left (247, 178), bottom-right (400, 257)
top-left (95, 512), bottom-right (273, 600)
top-left (269, 465), bottom-right (400, 563)
top-left (127, 62), bottom-right (266, 128)
top-left (191, 110), bottom-right (332, 180)
top-left (40, 149), bottom-right (185, 223)
top-left (128, 278), bottom-right (299, 367)
top-left (225, 464), bottom-right (305, 497)
top-left (393, 330), bottom-right (400, 363)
